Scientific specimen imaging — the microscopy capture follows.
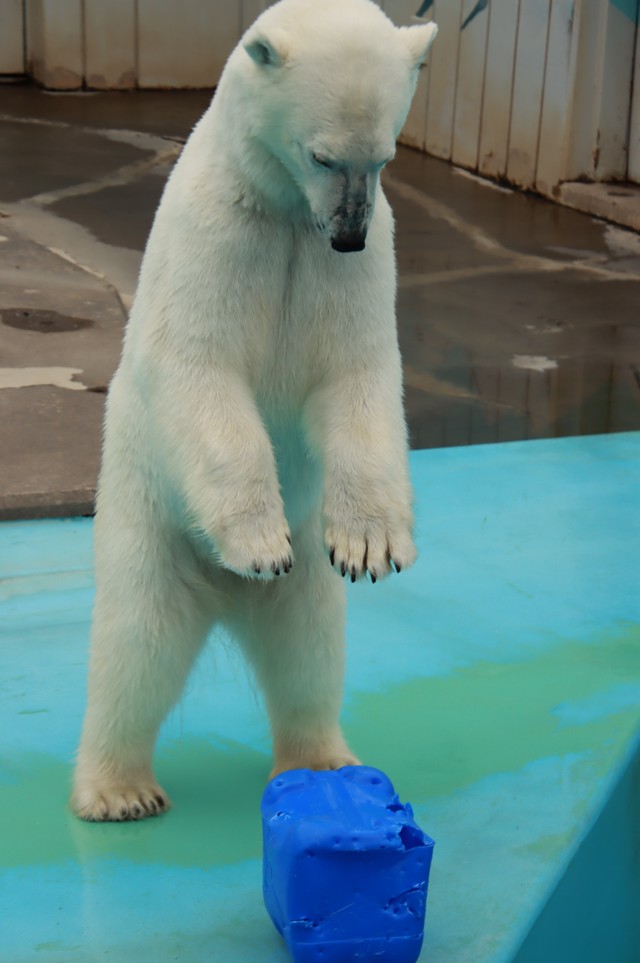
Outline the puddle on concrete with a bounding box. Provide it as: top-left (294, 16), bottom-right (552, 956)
top-left (399, 272), bottom-right (640, 448)
top-left (1, 308), bottom-right (93, 332)
top-left (49, 173), bottom-right (167, 252)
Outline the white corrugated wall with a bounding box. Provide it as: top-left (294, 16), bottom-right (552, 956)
top-left (383, 0), bottom-right (640, 192)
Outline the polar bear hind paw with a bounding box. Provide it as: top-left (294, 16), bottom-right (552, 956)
top-left (270, 749), bottom-right (361, 780)
top-left (71, 782), bottom-right (171, 822)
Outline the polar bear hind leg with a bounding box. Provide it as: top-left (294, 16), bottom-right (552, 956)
top-left (230, 515), bottom-right (360, 778)
top-left (71, 514), bottom-right (215, 821)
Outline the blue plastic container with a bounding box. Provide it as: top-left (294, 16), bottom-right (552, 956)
top-left (261, 766), bottom-right (435, 963)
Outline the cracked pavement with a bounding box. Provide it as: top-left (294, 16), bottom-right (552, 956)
top-left (0, 86), bottom-right (639, 519)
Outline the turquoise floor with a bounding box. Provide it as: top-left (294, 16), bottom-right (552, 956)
top-left (1, 434), bottom-right (639, 963)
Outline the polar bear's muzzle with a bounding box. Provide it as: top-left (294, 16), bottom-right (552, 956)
top-left (323, 171), bottom-right (371, 253)
top-left (330, 232), bottom-right (366, 254)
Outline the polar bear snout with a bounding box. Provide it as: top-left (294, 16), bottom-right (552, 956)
top-left (328, 171), bottom-right (371, 253)
top-left (307, 166), bottom-right (374, 253)
top-left (331, 231), bottom-right (366, 253)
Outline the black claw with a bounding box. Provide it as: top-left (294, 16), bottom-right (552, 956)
top-left (392, 560), bottom-right (402, 574)
top-left (340, 561), bottom-right (347, 577)
top-left (329, 547), bottom-right (335, 566)
top-left (285, 534), bottom-right (292, 545)
top-left (155, 795), bottom-right (165, 809)
top-left (253, 563), bottom-right (261, 574)
top-left (370, 570), bottom-right (377, 584)
top-left (273, 566), bottom-right (280, 576)
top-left (350, 567), bottom-right (357, 583)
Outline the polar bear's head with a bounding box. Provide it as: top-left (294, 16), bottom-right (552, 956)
top-left (226, 0), bottom-right (437, 253)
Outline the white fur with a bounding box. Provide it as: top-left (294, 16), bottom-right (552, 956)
top-left (71, 0), bottom-right (437, 821)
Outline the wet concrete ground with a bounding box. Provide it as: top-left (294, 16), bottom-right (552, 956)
top-left (1, 85), bottom-right (639, 518)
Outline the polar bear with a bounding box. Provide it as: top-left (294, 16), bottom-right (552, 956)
top-left (71, 0), bottom-right (437, 821)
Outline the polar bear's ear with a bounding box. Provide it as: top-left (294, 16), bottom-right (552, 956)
top-left (399, 22), bottom-right (438, 69)
top-left (244, 30), bottom-right (289, 68)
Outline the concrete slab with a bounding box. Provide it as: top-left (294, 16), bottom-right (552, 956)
top-left (49, 171), bottom-right (167, 251)
top-left (0, 85), bottom-right (212, 138)
top-left (0, 221), bottom-right (125, 518)
top-left (559, 181), bottom-right (640, 234)
top-left (388, 151), bottom-right (640, 270)
top-left (1, 433), bottom-right (639, 962)
top-left (0, 116), bottom-right (153, 203)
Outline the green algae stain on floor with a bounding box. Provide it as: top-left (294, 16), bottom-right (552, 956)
top-left (0, 737), bottom-right (268, 870)
top-left (2, 625), bottom-right (638, 874)
top-left (345, 623), bottom-right (640, 803)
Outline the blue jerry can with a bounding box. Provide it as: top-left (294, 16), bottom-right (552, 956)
top-left (261, 766), bottom-right (435, 963)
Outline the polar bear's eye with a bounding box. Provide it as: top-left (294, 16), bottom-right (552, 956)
top-left (312, 152), bottom-right (335, 170)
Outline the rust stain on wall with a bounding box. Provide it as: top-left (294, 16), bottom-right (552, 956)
top-left (42, 66), bottom-right (82, 90)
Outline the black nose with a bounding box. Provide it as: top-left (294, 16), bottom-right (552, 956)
top-left (331, 234), bottom-right (366, 253)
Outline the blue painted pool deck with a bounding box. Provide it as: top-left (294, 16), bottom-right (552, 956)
top-left (1, 433), bottom-right (639, 963)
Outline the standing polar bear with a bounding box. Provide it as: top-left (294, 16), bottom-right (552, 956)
top-left (72, 0), bottom-right (437, 821)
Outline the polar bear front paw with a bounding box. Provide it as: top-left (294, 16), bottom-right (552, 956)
top-left (324, 510), bottom-right (416, 583)
top-left (217, 511), bottom-right (293, 580)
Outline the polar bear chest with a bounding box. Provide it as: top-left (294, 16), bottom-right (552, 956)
top-left (201, 219), bottom-right (364, 401)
